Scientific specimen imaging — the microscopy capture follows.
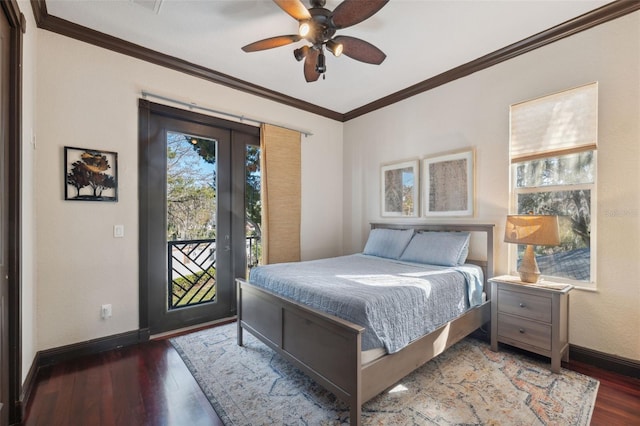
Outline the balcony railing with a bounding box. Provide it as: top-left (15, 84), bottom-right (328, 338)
top-left (167, 236), bottom-right (261, 310)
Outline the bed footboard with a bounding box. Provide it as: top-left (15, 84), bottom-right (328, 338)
top-left (236, 223), bottom-right (494, 425)
top-left (237, 278), bottom-right (365, 425)
top-left (362, 300), bottom-right (490, 401)
top-left (237, 277), bottom-right (489, 425)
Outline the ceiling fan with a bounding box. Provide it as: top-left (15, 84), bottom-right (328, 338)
top-left (241, 0), bottom-right (389, 82)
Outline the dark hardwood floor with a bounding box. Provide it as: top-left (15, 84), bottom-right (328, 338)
top-left (23, 328), bottom-right (640, 425)
top-left (23, 337), bottom-right (224, 426)
top-left (566, 360), bottom-right (640, 426)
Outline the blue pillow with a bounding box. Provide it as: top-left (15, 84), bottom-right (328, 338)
top-left (363, 228), bottom-right (414, 259)
top-left (399, 231), bottom-right (471, 266)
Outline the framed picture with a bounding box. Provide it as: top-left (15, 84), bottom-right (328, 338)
top-left (64, 146), bottom-right (118, 202)
top-left (381, 160), bottom-right (419, 217)
top-left (423, 149), bottom-right (474, 217)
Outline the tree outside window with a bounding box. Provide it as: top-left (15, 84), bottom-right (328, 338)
top-left (512, 151), bottom-right (595, 283)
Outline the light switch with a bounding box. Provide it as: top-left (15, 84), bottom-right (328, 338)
top-left (114, 225), bottom-right (124, 238)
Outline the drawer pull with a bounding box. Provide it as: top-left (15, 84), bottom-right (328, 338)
top-left (519, 302), bottom-right (526, 308)
top-left (519, 328), bottom-right (525, 334)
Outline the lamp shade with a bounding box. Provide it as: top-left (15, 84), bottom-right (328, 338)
top-left (504, 215), bottom-right (560, 246)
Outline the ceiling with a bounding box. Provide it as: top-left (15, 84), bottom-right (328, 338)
top-left (43, 0), bottom-right (616, 116)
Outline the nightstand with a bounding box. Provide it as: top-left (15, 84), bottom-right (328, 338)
top-left (490, 275), bottom-right (573, 373)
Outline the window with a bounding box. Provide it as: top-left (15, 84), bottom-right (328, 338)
top-left (509, 83), bottom-right (597, 288)
top-left (512, 151), bottom-right (595, 283)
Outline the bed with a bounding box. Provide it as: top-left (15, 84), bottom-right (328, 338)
top-left (236, 223), bottom-right (494, 425)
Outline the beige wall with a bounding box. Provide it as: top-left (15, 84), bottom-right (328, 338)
top-left (21, 3), bottom-right (640, 380)
top-left (343, 12), bottom-right (640, 361)
top-left (19, 0), bottom-right (38, 383)
top-left (34, 31), bottom-right (344, 351)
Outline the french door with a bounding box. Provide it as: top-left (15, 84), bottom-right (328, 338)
top-left (139, 100), bottom-right (259, 335)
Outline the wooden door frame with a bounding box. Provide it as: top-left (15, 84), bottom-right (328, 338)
top-left (1, 0), bottom-right (24, 423)
top-left (138, 99), bottom-right (259, 336)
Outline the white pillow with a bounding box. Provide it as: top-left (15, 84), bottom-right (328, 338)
top-left (399, 231), bottom-right (471, 266)
top-left (363, 228), bottom-right (414, 259)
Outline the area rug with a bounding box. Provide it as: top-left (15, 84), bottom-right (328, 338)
top-left (170, 323), bottom-right (599, 425)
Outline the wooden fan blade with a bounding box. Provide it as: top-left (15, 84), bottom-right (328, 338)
top-left (331, 0), bottom-right (389, 29)
top-left (241, 35), bottom-right (301, 52)
top-left (273, 0), bottom-right (311, 21)
top-left (304, 49), bottom-right (321, 82)
top-left (333, 36), bottom-right (386, 64)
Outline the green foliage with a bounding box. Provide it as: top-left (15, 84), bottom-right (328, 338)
top-left (518, 190), bottom-right (591, 253)
top-left (516, 151), bottom-right (594, 188)
top-left (166, 134), bottom-right (262, 243)
top-left (171, 268), bottom-right (216, 308)
top-left (165, 132), bottom-right (262, 265)
top-left (245, 145), bottom-right (261, 237)
top-left (167, 133), bottom-right (217, 240)
top-left (516, 151), bottom-right (593, 256)
top-left (190, 137), bottom-right (217, 164)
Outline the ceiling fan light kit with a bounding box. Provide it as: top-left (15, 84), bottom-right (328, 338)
top-left (293, 45), bottom-right (310, 61)
top-left (242, 0), bottom-right (389, 82)
top-left (326, 39), bottom-right (343, 57)
top-left (298, 21), bottom-right (312, 38)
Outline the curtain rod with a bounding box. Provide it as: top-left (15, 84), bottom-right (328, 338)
top-left (141, 91), bottom-right (313, 137)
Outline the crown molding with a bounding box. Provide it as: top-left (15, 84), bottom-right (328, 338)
top-left (29, 0), bottom-right (343, 122)
top-left (30, 0), bottom-right (640, 122)
top-left (344, 0), bottom-right (640, 120)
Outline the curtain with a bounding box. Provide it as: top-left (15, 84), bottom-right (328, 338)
top-left (260, 124), bottom-right (301, 264)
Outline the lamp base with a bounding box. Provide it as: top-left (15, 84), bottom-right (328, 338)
top-left (518, 244), bottom-right (541, 283)
top-left (518, 270), bottom-right (541, 283)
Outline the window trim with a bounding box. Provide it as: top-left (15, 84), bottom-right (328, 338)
top-left (508, 151), bottom-right (597, 289)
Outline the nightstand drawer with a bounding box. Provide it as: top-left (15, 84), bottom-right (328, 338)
top-left (498, 313), bottom-right (551, 350)
top-left (490, 276), bottom-right (573, 373)
top-left (498, 288), bottom-right (551, 322)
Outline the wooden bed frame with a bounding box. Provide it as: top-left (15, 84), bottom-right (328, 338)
top-left (236, 223), bottom-right (494, 425)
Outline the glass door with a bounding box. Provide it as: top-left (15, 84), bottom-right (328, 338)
top-left (166, 131), bottom-right (225, 312)
top-left (139, 101), bottom-right (259, 334)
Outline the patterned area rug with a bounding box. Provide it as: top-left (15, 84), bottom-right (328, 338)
top-left (170, 323), bottom-right (599, 425)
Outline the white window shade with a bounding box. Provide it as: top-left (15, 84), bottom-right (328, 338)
top-left (510, 82), bottom-right (598, 163)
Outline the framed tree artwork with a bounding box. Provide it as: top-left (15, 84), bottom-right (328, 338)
top-left (423, 149), bottom-right (474, 217)
top-left (381, 160), bottom-right (419, 217)
top-left (64, 146), bottom-right (118, 201)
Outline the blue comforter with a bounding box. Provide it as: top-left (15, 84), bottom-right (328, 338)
top-left (249, 254), bottom-right (483, 353)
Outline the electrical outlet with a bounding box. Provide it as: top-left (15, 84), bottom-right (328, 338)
top-left (101, 304), bottom-right (112, 319)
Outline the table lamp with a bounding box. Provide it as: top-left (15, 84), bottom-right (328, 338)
top-left (504, 214), bottom-right (560, 283)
